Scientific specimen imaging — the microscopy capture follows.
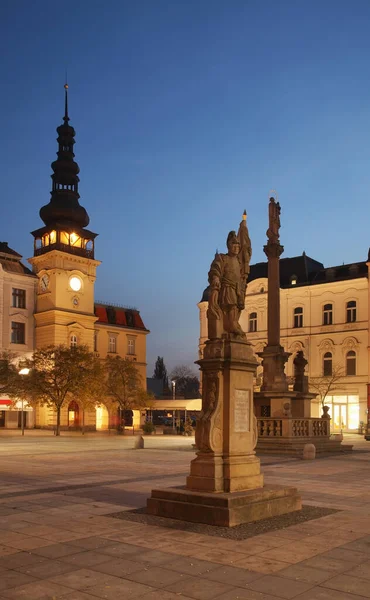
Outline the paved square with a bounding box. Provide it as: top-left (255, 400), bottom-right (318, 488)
top-left (0, 431), bottom-right (369, 599)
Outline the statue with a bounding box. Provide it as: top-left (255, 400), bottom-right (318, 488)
top-left (293, 350), bottom-right (309, 393)
top-left (266, 197), bottom-right (281, 243)
top-left (207, 212), bottom-right (252, 339)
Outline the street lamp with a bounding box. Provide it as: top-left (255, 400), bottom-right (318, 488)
top-left (171, 380), bottom-right (176, 431)
top-left (19, 368), bottom-right (30, 437)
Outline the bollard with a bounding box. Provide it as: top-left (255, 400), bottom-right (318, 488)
top-left (134, 435), bottom-right (144, 449)
top-left (303, 443), bottom-right (316, 460)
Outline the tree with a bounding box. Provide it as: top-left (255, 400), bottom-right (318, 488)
top-left (16, 345), bottom-right (98, 436)
top-left (309, 365), bottom-right (344, 411)
top-left (72, 354), bottom-right (105, 434)
top-left (170, 365), bottom-right (200, 399)
top-left (104, 356), bottom-right (153, 432)
top-left (153, 356), bottom-right (169, 393)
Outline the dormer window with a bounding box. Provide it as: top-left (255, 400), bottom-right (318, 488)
top-left (290, 275), bottom-right (297, 285)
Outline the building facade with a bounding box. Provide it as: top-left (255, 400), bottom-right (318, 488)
top-left (0, 87), bottom-right (149, 431)
top-left (199, 252), bottom-right (370, 433)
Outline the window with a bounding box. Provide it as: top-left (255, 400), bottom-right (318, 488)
top-left (12, 289), bottom-right (26, 309)
top-left (94, 331), bottom-right (98, 352)
top-left (346, 301), bottom-right (356, 323)
top-left (293, 307), bottom-right (303, 328)
top-left (128, 338), bottom-right (135, 355)
top-left (346, 350), bottom-right (356, 376)
top-left (290, 275), bottom-right (297, 285)
top-left (323, 303), bottom-right (333, 326)
top-left (109, 335), bottom-right (117, 353)
top-left (323, 352), bottom-right (332, 377)
top-left (248, 312), bottom-right (257, 332)
top-left (70, 334), bottom-right (77, 348)
top-left (11, 322), bottom-right (25, 344)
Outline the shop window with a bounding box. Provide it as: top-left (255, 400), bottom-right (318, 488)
top-left (346, 350), bottom-right (356, 376)
top-left (248, 312), bottom-right (257, 332)
top-left (323, 352), bottom-right (332, 376)
top-left (323, 303), bottom-right (333, 326)
top-left (293, 307), bottom-right (303, 328)
top-left (346, 301), bottom-right (357, 323)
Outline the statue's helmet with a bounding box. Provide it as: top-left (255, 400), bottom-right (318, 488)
top-left (226, 230), bottom-right (239, 249)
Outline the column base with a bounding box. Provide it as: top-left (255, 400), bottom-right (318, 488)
top-left (147, 484), bottom-right (301, 527)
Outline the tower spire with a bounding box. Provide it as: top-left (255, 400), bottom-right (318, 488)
top-left (64, 82), bottom-right (69, 124)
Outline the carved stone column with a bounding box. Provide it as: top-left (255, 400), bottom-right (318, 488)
top-left (187, 337), bottom-right (262, 493)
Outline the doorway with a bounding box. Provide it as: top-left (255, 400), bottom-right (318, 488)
top-left (333, 405), bottom-right (347, 432)
top-left (68, 401), bottom-right (80, 428)
top-left (0, 410), bottom-right (5, 427)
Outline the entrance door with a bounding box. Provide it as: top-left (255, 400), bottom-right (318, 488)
top-left (0, 411), bottom-right (5, 427)
top-left (68, 401), bottom-right (79, 428)
top-left (333, 404), bottom-right (347, 432)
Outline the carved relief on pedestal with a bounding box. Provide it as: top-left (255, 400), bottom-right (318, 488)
top-left (195, 370), bottom-right (222, 453)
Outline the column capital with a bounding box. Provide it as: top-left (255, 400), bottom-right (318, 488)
top-left (263, 242), bottom-right (284, 259)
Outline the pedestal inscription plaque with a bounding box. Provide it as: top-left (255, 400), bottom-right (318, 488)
top-left (234, 389), bottom-right (250, 432)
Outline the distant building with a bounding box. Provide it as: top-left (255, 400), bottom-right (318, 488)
top-left (0, 88), bottom-right (149, 431)
top-left (199, 252), bottom-right (370, 433)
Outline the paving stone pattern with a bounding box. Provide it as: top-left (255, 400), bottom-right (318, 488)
top-left (0, 431), bottom-right (369, 599)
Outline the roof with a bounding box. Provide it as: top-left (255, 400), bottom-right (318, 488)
top-left (200, 252), bottom-right (368, 301)
top-left (94, 303), bottom-right (148, 331)
top-left (0, 242), bottom-right (34, 276)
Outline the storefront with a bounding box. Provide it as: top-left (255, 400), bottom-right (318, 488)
top-left (0, 399), bottom-right (34, 429)
top-left (324, 395), bottom-right (360, 432)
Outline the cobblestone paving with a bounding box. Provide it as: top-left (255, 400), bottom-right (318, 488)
top-left (0, 431), bottom-right (369, 599)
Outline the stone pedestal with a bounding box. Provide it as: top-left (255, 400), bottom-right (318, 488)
top-left (147, 337), bottom-right (301, 527)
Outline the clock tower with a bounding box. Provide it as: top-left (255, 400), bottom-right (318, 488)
top-left (29, 85), bottom-right (100, 350)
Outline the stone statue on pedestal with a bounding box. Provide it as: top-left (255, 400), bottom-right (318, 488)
top-left (267, 197), bottom-right (281, 244)
top-left (293, 351), bottom-right (309, 393)
top-left (207, 212), bottom-right (252, 339)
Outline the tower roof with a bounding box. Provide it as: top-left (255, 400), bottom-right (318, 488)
top-left (38, 84), bottom-right (90, 230)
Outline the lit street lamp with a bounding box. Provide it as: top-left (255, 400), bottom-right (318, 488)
top-left (171, 380), bottom-right (176, 431)
top-left (19, 368), bottom-right (30, 436)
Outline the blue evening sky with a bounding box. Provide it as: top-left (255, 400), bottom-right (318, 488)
top-left (1, 0), bottom-right (370, 375)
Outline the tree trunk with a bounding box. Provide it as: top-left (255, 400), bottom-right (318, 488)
top-left (56, 406), bottom-right (61, 436)
top-left (82, 408), bottom-right (85, 435)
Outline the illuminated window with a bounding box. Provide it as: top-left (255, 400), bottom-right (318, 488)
top-left (346, 301), bottom-right (356, 323)
top-left (346, 351), bottom-right (356, 376)
top-left (293, 307), bottom-right (303, 328)
top-left (248, 312), bottom-right (257, 332)
top-left (323, 352), bottom-right (332, 376)
top-left (109, 336), bottom-right (117, 353)
top-left (323, 303), bottom-right (333, 326)
top-left (70, 334), bottom-right (78, 348)
top-left (12, 289), bottom-right (26, 309)
top-left (128, 338), bottom-right (135, 355)
top-left (290, 275), bottom-right (297, 285)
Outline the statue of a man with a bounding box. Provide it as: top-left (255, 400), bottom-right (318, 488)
top-left (266, 197), bottom-right (281, 243)
top-left (207, 212), bottom-right (252, 338)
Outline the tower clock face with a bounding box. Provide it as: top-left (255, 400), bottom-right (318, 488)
top-left (69, 276), bottom-right (82, 292)
top-left (40, 274), bottom-right (49, 292)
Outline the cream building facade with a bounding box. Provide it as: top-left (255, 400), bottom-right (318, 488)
top-left (199, 252), bottom-right (370, 433)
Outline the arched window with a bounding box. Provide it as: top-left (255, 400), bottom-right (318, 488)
top-left (346, 301), bottom-right (357, 323)
top-left (290, 274), bottom-right (297, 285)
top-left (323, 303), bottom-right (333, 326)
top-left (293, 307), bottom-right (303, 328)
top-left (70, 334), bottom-right (78, 348)
top-left (248, 312), bottom-right (257, 333)
top-left (346, 350), bottom-right (356, 376)
top-left (323, 352), bottom-right (332, 377)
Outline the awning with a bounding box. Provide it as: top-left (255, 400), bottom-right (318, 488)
top-left (0, 400), bottom-right (12, 406)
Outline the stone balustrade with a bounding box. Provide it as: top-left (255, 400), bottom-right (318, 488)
top-left (257, 417), bottom-right (330, 439)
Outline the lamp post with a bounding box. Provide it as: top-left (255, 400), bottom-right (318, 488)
top-left (171, 380), bottom-right (176, 431)
top-left (19, 368), bottom-right (30, 436)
